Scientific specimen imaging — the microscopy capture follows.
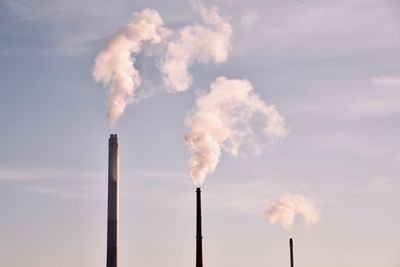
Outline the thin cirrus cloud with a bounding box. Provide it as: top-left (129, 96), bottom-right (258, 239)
top-left (0, 168), bottom-right (69, 181)
top-left (286, 78), bottom-right (400, 121)
top-left (371, 75), bottom-right (400, 87)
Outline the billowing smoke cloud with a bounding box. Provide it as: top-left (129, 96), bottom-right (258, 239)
top-left (160, 5), bottom-right (232, 92)
top-left (265, 193), bottom-right (320, 230)
top-left (185, 77), bottom-right (288, 185)
top-left (93, 9), bottom-right (169, 125)
top-left (93, 5), bottom-right (232, 125)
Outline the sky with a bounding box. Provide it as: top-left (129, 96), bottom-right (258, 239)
top-left (0, 0), bottom-right (400, 266)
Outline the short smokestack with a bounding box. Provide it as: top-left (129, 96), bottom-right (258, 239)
top-left (107, 134), bottom-right (119, 267)
top-left (196, 187), bottom-right (203, 267)
top-left (289, 238), bottom-right (294, 267)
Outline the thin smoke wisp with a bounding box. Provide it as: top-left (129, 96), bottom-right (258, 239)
top-left (185, 77), bottom-right (288, 185)
top-left (265, 193), bottom-right (320, 230)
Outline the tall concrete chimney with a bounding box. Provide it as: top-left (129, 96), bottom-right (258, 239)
top-left (196, 187), bottom-right (203, 267)
top-left (107, 134), bottom-right (118, 267)
top-left (289, 238), bottom-right (294, 267)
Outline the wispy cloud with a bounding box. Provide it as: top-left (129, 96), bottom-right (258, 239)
top-left (234, 0), bottom-right (400, 51)
top-left (205, 178), bottom-right (300, 214)
top-left (288, 78), bottom-right (400, 121)
top-left (218, 182), bottom-right (280, 214)
top-left (319, 195), bottom-right (400, 204)
top-left (3, 0), bottom-right (121, 22)
top-left (239, 9), bottom-right (258, 30)
top-left (372, 75), bottom-right (400, 87)
top-left (0, 167), bottom-right (102, 198)
top-left (0, 166), bottom-right (187, 198)
top-left (0, 168), bottom-right (69, 181)
top-left (303, 130), bottom-right (397, 157)
top-left (2, 0), bottom-right (138, 56)
top-left (24, 184), bottom-right (96, 198)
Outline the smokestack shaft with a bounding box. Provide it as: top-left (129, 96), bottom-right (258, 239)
top-left (107, 134), bottom-right (119, 267)
top-left (196, 187), bottom-right (203, 267)
top-left (290, 238), bottom-right (294, 267)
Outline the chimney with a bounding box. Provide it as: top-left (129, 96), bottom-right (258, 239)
top-left (107, 134), bottom-right (119, 267)
top-left (289, 238), bottom-right (294, 267)
top-left (196, 187), bottom-right (203, 267)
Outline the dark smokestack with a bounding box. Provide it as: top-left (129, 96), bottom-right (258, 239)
top-left (289, 238), bottom-right (294, 267)
top-left (196, 187), bottom-right (203, 267)
top-left (107, 134), bottom-right (118, 267)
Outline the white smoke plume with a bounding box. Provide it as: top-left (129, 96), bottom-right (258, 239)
top-left (160, 5), bottom-right (232, 92)
top-left (185, 77), bottom-right (288, 185)
top-left (265, 193), bottom-right (320, 230)
top-left (93, 9), bottom-right (169, 125)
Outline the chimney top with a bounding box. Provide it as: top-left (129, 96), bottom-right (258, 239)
top-left (109, 134), bottom-right (118, 143)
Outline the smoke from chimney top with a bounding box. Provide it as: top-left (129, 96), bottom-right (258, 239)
top-left (93, 5), bottom-right (232, 126)
top-left (185, 76), bottom-right (288, 185)
top-left (265, 193), bottom-right (320, 230)
top-left (93, 9), bottom-right (169, 126)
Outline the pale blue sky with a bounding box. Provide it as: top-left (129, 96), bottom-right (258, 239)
top-left (0, 0), bottom-right (400, 267)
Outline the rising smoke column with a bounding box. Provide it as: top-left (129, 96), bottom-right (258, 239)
top-left (160, 5), bottom-right (232, 92)
top-left (265, 193), bottom-right (320, 230)
top-left (93, 9), bottom-right (169, 125)
top-left (93, 5), bottom-right (232, 124)
top-left (185, 77), bottom-right (288, 185)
